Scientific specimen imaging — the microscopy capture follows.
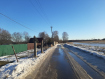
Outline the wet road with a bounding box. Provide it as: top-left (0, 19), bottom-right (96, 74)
top-left (35, 46), bottom-right (77, 79)
top-left (68, 52), bottom-right (103, 79)
top-left (64, 44), bottom-right (104, 79)
top-left (26, 45), bottom-right (104, 79)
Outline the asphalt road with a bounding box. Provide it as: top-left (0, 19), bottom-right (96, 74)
top-left (35, 46), bottom-right (77, 79)
top-left (26, 45), bottom-right (104, 79)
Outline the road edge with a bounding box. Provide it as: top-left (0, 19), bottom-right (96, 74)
top-left (19, 46), bottom-right (57, 79)
top-left (69, 49), bottom-right (105, 78)
top-left (62, 47), bottom-right (92, 79)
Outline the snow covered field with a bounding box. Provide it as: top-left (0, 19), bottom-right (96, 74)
top-left (0, 45), bottom-right (57, 79)
top-left (66, 43), bottom-right (105, 60)
top-left (74, 42), bottom-right (105, 47)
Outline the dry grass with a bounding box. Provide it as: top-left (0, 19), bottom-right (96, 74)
top-left (78, 40), bottom-right (105, 44)
top-left (6, 55), bottom-right (13, 58)
top-left (43, 46), bottom-right (49, 51)
top-left (67, 42), bottom-right (73, 44)
top-left (0, 61), bottom-right (13, 67)
top-left (17, 55), bottom-right (28, 58)
top-left (0, 55), bottom-right (28, 67)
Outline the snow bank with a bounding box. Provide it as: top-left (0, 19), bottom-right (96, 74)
top-left (0, 45), bottom-right (57, 79)
top-left (65, 44), bottom-right (105, 60)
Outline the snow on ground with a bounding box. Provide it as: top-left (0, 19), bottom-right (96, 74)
top-left (64, 44), bottom-right (105, 74)
top-left (66, 43), bottom-right (105, 60)
top-left (73, 43), bottom-right (105, 53)
top-left (0, 45), bottom-right (57, 79)
top-left (73, 42), bottom-right (105, 47)
top-left (0, 48), bottom-right (40, 62)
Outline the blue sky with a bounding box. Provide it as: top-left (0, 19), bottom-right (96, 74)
top-left (0, 0), bottom-right (105, 40)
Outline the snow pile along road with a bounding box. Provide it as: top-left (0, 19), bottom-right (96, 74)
top-left (0, 45), bottom-right (57, 79)
top-left (66, 44), bottom-right (105, 60)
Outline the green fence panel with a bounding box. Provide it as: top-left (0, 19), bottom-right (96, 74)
top-left (0, 44), bottom-right (27, 57)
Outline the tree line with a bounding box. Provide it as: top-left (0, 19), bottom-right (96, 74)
top-left (0, 28), bottom-right (69, 45)
top-left (0, 28), bottom-right (31, 45)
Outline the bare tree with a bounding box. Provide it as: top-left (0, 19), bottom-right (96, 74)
top-left (12, 32), bottom-right (22, 42)
top-left (0, 28), bottom-right (11, 45)
top-left (53, 31), bottom-right (59, 42)
top-left (23, 31), bottom-right (30, 42)
top-left (38, 32), bottom-right (50, 45)
top-left (62, 32), bottom-right (69, 41)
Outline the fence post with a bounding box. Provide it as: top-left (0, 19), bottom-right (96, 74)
top-left (12, 46), bottom-right (18, 62)
top-left (34, 36), bottom-right (37, 57)
top-left (41, 40), bottom-right (43, 53)
top-left (53, 41), bottom-right (55, 46)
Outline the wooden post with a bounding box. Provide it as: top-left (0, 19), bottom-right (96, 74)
top-left (12, 46), bottom-right (18, 62)
top-left (34, 36), bottom-right (37, 57)
top-left (41, 40), bottom-right (43, 53)
top-left (53, 41), bottom-right (55, 46)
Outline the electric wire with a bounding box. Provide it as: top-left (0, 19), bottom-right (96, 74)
top-left (29, 0), bottom-right (51, 26)
top-left (35, 0), bottom-right (52, 25)
top-left (0, 13), bottom-right (38, 33)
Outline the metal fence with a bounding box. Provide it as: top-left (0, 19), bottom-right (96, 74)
top-left (0, 44), bottom-right (27, 57)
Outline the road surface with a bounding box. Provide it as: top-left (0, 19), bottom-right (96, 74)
top-left (26, 45), bottom-right (104, 79)
top-left (35, 45), bottom-right (77, 79)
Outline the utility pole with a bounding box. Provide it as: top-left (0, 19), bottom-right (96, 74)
top-left (34, 36), bottom-right (37, 57)
top-left (51, 26), bottom-right (53, 43)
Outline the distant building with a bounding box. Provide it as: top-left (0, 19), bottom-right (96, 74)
top-left (29, 38), bottom-right (43, 43)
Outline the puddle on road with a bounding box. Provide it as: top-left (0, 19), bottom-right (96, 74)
top-left (58, 48), bottom-right (63, 55)
top-left (68, 52), bottom-right (103, 79)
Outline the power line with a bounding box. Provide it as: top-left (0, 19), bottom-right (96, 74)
top-left (29, 0), bottom-right (51, 26)
top-left (35, 0), bottom-right (52, 25)
top-left (0, 13), bottom-right (38, 33)
top-left (29, 0), bottom-right (48, 25)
